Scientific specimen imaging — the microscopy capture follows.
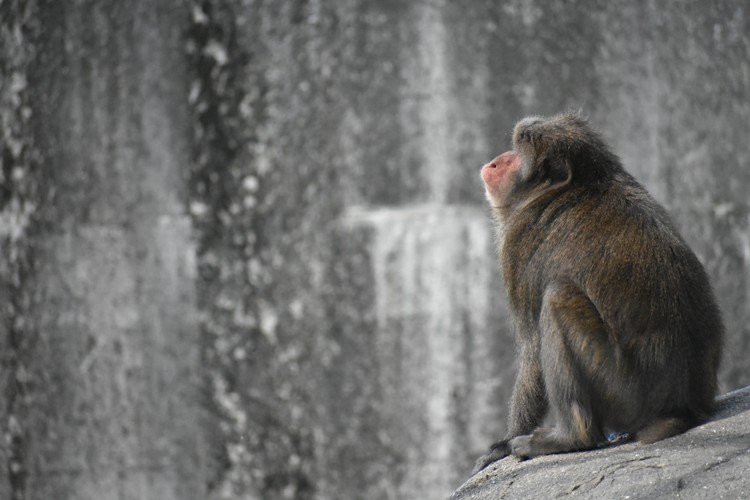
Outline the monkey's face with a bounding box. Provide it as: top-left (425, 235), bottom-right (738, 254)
top-left (481, 150), bottom-right (523, 209)
top-left (482, 115), bottom-right (586, 214)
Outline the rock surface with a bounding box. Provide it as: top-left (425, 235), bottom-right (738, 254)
top-left (452, 386), bottom-right (750, 499)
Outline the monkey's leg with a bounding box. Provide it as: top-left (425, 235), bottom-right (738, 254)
top-left (473, 341), bottom-right (547, 473)
top-left (511, 283), bottom-right (609, 459)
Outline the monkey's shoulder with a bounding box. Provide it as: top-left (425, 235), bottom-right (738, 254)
top-left (502, 180), bottom-right (697, 288)
top-left (560, 181), bottom-right (678, 242)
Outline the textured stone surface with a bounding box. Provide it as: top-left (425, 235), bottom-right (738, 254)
top-left (344, 205), bottom-right (509, 498)
top-left (188, 1), bottom-right (750, 498)
top-left (452, 387), bottom-right (750, 499)
top-left (2, 2), bottom-right (206, 499)
top-left (3, 1), bottom-right (749, 499)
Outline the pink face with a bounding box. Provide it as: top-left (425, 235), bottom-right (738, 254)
top-left (481, 150), bottom-right (523, 207)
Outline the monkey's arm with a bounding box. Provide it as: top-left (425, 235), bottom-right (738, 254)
top-left (472, 341), bottom-right (547, 474)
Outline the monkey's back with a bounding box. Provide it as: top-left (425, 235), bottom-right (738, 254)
top-left (502, 172), bottom-right (723, 422)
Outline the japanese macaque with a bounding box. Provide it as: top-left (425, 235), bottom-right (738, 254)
top-left (474, 114), bottom-right (723, 473)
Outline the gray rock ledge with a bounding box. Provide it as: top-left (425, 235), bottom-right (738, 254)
top-left (451, 386), bottom-right (750, 499)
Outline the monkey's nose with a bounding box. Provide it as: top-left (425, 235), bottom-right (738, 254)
top-left (485, 162), bottom-right (497, 169)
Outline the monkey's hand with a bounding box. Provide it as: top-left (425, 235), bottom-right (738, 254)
top-left (472, 439), bottom-right (511, 475)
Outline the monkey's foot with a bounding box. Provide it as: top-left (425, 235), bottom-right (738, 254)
top-left (509, 434), bottom-right (534, 460)
top-left (510, 428), bottom-right (578, 459)
top-left (472, 439), bottom-right (510, 474)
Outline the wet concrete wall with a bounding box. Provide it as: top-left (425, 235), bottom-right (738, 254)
top-left (1, 1), bottom-right (748, 499)
top-left (189, 1), bottom-right (750, 498)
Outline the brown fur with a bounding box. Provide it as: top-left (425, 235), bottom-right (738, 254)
top-left (473, 114), bottom-right (723, 474)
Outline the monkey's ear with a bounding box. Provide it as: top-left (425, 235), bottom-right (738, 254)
top-left (540, 157), bottom-right (572, 189)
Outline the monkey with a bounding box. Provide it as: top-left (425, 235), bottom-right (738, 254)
top-left (473, 114), bottom-right (723, 474)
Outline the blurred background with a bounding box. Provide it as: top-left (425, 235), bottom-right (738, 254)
top-left (1, 1), bottom-right (749, 499)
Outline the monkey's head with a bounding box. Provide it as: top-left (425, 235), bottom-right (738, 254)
top-left (481, 114), bottom-right (617, 213)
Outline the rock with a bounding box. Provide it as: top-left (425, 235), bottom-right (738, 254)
top-left (451, 386), bottom-right (750, 499)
